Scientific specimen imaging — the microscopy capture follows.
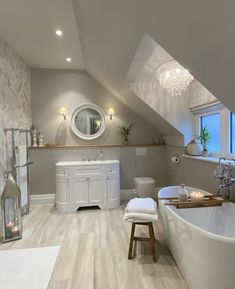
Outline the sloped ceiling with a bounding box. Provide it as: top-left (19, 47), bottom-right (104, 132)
top-left (73, 0), bottom-right (235, 120)
top-left (1, 0), bottom-right (234, 138)
top-left (0, 0), bottom-right (84, 69)
top-left (126, 34), bottom-right (195, 145)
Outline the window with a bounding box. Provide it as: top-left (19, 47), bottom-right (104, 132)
top-left (195, 106), bottom-right (235, 158)
top-left (230, 112), bottom-right (235, 154)
top-left (200, 112), bottom-right (220, 152)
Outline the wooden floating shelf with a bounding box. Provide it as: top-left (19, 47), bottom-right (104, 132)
top-left (161, 196), bottom-right (226, 209)
top-left (28, 143), bottom-right (165, 149)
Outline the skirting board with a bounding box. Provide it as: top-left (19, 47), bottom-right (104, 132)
top-left (30, 188), bottom-right (161, 205)
top-left (30, 194), bottom-right (55, 205)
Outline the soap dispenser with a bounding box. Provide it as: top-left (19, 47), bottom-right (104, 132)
top-left (178, 184), bottom-right (188, 202)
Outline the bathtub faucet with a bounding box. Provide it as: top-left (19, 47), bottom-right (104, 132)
top-left (214, 157), bottom-right (235, 200)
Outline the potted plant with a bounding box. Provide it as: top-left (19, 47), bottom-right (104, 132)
top-left (198, 126), bottom-right (212, 157)
top-left (119, 124), bottom-right (133, 145)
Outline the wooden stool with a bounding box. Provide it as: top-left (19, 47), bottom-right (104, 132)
top-left (128, 222), bottom-right (157, 262)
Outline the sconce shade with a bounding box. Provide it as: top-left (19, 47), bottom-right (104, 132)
top-left (108, 107), bottom-right (115, 120)
top-left (59, 107), bottom-right (67, 114)
top-left (1, 175), bottom-right (23, 242)
top-left (59, 107), bottom-right (67, 120)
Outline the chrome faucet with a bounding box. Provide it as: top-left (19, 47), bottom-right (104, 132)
top-left (214, 157), bottom-right (235, 200)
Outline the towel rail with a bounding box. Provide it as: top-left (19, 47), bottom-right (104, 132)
top-left (4, 127), bottom-right (32, 215)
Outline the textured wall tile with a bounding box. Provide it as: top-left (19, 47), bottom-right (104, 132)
top-left (0, 36), bottom-right (31, 193)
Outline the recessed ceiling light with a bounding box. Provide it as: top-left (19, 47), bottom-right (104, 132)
top-left (55, 30), bottom-right (63, 37)
top-left (66, 57), bottom-right (72, 62)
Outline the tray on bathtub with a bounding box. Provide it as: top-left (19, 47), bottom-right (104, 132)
top-left (162, 196), bottom-right (226, 209)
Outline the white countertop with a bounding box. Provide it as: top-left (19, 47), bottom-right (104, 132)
top-left (56, 160), bottom-right (120, 166)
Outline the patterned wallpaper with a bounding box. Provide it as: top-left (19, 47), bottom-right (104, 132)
top-left (0, 36), bottom-right (31, 193)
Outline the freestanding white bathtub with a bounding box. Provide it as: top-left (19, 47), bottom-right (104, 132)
top-left (158, 186), bottom-right (235, 289)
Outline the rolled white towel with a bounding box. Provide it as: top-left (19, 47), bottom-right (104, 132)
top-left (123, 212), bottom-right (158, 222)
top-left (125, 198), bottom-right (157, 215)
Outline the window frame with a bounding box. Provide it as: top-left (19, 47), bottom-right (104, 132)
top-left (195, 108), bottom-right (235, 158)
top-left (195, 109), bottom-right (223, 156)
top-left (226, 111), bottom-right (235, 157)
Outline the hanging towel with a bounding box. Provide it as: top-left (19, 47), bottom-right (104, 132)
top-left (125, 198), bottom-right (157, 215)
top-left (16, 145), bottom-right (28, 209)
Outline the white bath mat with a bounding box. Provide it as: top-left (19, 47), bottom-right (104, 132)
top-left (0, 246), bottom-right (60, 289)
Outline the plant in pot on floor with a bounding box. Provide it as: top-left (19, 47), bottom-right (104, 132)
top-left (198, 126), bottom-right (212, 157)
top-left (119, 123), bottom-right (133, 145)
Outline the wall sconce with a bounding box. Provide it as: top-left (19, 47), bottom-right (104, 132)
top-left (108, 107), bottom-right (115, 120)
top-left (59, 107), bottom-right (67, 120)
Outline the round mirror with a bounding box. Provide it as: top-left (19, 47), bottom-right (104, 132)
top-left (70, 103), bottom-right (107, 140)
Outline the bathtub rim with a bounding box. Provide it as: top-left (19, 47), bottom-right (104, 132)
top-left (159, 186), bottom-right (235, 244)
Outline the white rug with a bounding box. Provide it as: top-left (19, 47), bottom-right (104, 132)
top-left (0, 246), bottom-right (60, 289)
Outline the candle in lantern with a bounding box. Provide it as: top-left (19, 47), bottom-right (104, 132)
top-left (5, 220), bottom-right (15, 237)
top-left (11, 226), bottom-right (20, 238)
top-left (190, 191), bottom-right (204, 203)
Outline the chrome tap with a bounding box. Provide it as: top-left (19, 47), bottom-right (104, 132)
top-left (214, 157), bottom-right (235, 200)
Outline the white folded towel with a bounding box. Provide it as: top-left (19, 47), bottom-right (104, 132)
top-left (125, 198), bottom-right (157, 215)
top-left (123, 212), bottom-right (158, 222)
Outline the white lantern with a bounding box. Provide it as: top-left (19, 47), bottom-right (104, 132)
top-left (1, 176), bottom-right (22, 242)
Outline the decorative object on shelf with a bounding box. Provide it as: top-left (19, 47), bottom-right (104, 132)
top-left (190, 191), bottom-right (205, 203)
top-left (156, 59), bottom-right (194, 96)
top-left (71, 103), bottom-right (107, 140)
top-left (59, 107), bottom-right (67, 120)
top-left (1, 175), bottom-right (23, 242)
top-left (108, 107), bottom-right (115, 120)
top-left (32, 129), bottom-right (38, 147)
top-left (198, 126), bottom-right (211, 157)
top-left (119, 123), bottom-right (133, 145)
top-left (38, 132), bottom-right (44, 147)
top-left (186, 139), bottom-right (203, 156)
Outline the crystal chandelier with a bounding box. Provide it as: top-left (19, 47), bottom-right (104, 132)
top-left (157, 60), bottom-right (194, 96)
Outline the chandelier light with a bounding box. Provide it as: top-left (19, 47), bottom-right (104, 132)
top-left (157, 60), bottom-right (194, 96)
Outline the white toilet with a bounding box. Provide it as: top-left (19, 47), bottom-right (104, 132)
top-left (134, 177), bottom-right (156, 198)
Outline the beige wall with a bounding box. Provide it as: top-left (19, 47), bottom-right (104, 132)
top-left (29, 145), bottom-right (167, 194)
top-left (0, 36), bottom-right (31, 193)
top-left (31, 69), bottom-right (161, 146)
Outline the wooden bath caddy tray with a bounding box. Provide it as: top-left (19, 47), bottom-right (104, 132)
top-left (160, 195), bottom-right (226, 209)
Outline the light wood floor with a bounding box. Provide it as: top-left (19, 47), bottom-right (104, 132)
top-left (0, 203), bottom-right (189, 289)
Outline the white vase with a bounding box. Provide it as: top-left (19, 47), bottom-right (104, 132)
top-left (186, 140), bottom-right (203, 156)
top-left (202, 150), bottom-right (209, 157)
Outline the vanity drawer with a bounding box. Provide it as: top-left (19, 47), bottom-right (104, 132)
top-left (56, 168), bottom-right (70, 178)
top-left (106, 165), bottom-right (119, 175)
top-left (72, 167), bottom-right (103, 176)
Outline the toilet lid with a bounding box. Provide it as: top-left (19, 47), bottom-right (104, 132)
top-left (134, 177), bottom-right (155, 184)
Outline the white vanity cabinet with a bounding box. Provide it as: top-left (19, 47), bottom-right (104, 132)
top-left (55, 160), bottom-right (120, 212)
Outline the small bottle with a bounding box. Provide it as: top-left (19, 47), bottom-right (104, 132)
top-left (178, 184), bottom-right (188, 202)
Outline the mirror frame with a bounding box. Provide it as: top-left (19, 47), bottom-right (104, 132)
top-left (70, 103), bottom-right (107, 140)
